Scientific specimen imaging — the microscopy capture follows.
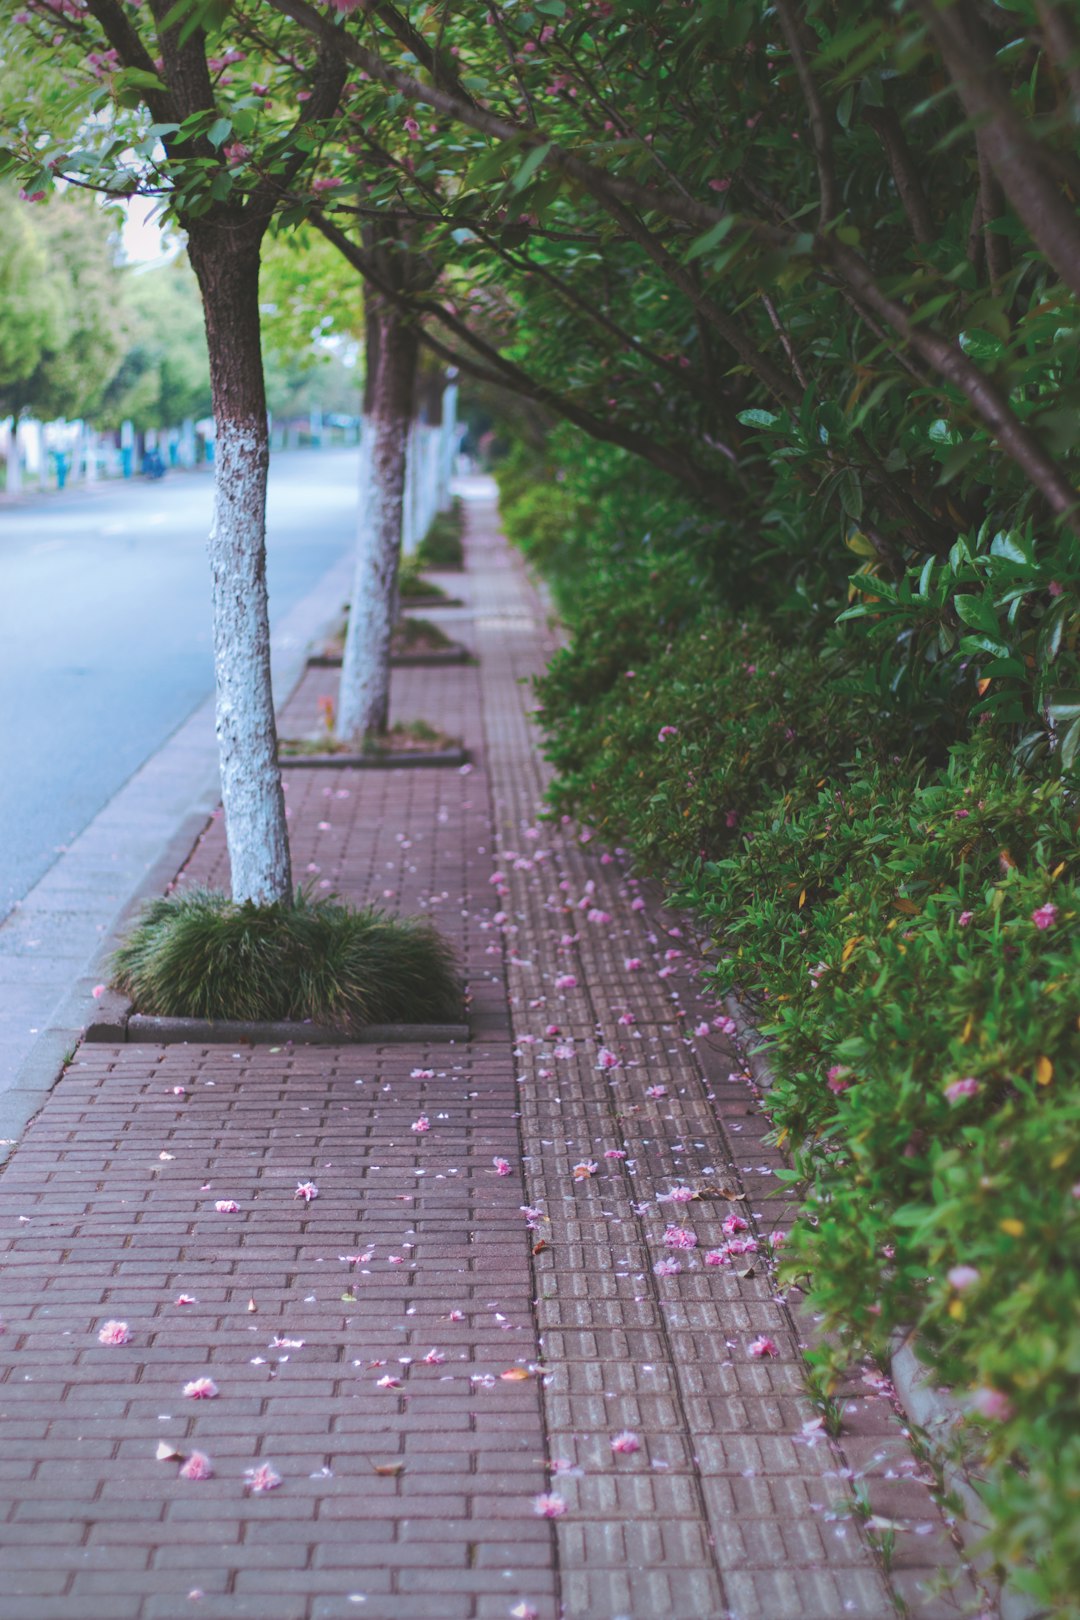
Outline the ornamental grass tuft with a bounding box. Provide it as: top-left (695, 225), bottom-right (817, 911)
top-left (111, 888), bottom-right (462, 1031)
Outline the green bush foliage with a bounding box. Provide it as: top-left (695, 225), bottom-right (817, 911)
top-left (517, 432), bottom-right (1080, 1615)
top-left (111, 888), bottom-right (462, 1032)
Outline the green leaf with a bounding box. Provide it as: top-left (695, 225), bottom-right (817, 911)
top-left (510, 141), bottom-right (552, 193)
top-left (736, 409), bottom-right (779, 429)
top-left (684, 216), bottom-right (734, 263)
top-left (206, 118), bottom-right (233, 151)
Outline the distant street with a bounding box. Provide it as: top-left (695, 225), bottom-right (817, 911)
top-left (0, 448), bottom-right (360, 920)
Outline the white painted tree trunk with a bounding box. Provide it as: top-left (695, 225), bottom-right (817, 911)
top-left (336, 421), bottom-right (393, 740)
top-left (188, 220), bottom-right (292, 907)
top-left (209, 419), bottom-right (292, 904)
top-left (336, 302), bottom-right (418, 742)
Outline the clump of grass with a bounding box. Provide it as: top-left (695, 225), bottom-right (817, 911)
top-left (397, 559), bottom-right (448, 601)
top-left (111, 888), bottom-right (462, 1031)
top-left (393, 616), bottom-right (453, 653)
top-left (278, 719), bottom-right (461, 757)
top-left (416, 500), bottom-right (464, 569)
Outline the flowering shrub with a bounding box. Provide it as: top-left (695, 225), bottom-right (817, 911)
top-left (509, 446), bottom-right (1080, 1612)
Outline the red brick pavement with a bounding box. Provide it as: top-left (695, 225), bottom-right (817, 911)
top-left (0, 485), bottom-right (981, 1620)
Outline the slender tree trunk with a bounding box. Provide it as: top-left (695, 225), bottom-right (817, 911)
top-left (337, 299), bottom-right (419, 741)
top-left (187, 218), bottom-right (292, 905)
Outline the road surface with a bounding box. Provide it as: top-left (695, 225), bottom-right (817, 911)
top-left (0, 449), bottom-right (360, 921)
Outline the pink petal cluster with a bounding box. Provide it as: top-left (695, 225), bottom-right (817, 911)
top-left (645, 1084), bottom-right (667, 1099)
top-left (722, 1213), bottom-right (749, 1236)
top-left (532, 1492), bottom-right (568, 1518)
top-left (554, 974), bottom-right (577, 989)
top-left (657, 726), bottom-right (679, 741)
top-left (244, 1462), bottom-right (282, 1492)
top-left (411, 1115), bottom-right (431, 1133)
top-left (214, 1200), bottom-right (240, 1214)
top-left (596, 1047), bottom-right (620, 1071)
top-left (1032, 903), bottom-right (1058, 930)
top-left (493, 1156), bottom-right (512, 1175)
top-left (179, 1451), bottom-right (214, 1480)
top-left (610, 1430), bottom-right (641, 1454)
top-left (653, 1257), bottom-right (682, 1277)
top-left (663, 1225), bottom-right (698, 1250)
top-left (293, 1181), bottom-right (319, 1201)
top-left (747, 1336), bottom-right (779, 1358)
top-left (183, 1378), bottom-right (219, 1399)
top-left (826, 1064), bottom-right (852, 1094)
top-left (97, 1320), bottom-right (131, 1346)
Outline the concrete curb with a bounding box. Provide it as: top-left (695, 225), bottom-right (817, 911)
top-left (278, 748), bottom-right (469, 770)
top-left (401, 594), bottom-right (465, 611)
top-left (86, 1014), bottom-right (469, 1046)
top-left (722, 990), bottom-right (1044, 1620)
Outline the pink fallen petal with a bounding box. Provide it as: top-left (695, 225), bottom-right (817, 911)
top-left (244, 1462), bottom-right (282, 1492)
top-left (493, 1157), bottom-right (512, 1175)
top-left (97, 1320), bottom-right (131, 1346)
top-left (532, 1492), bottom-right (568, 1518)
top-left (747, 1336), bottom-right (778, 1359)
top-left (293, 1181), bottom-right (319, 1201)
top-left (610, 1430), bottom-right (641, 1455)
top-left (91, 984), bottom-right (106, 999)
top-left (214, 1200), bottom-right (240, 1214)
top-left (183, 1378), bottom-right (219, 1399)
top-left (179, 1451), bottom-right (214, 1480)
top-left (411, 1116), bottom-right (431, 1133)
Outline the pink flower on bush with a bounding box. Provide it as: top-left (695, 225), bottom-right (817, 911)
top-left (958, 910), bottom-right (974, 927)
top-left (1032, 903), bottom-right (1058, 930)
top-left (826, 1064), bottom-right (852, 1094)
top-left (657, 726), bottom-right (679, 742)
top-left (403, 116), bottom-right (420, 138)
top-left (944, 1077), bottom-right (981, 1104)
top-left (97, 1320), bottom-right (131, 1346)
top-left (970, 1387), bottom-right (1013, 1422)
top-left (947, 1265), bottom-right (980, 1291)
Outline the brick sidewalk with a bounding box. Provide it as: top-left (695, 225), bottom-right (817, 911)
top-left (0, 487), bottom-right (978, 1619)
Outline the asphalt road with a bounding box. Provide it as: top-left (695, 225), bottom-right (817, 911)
top-left (0, 448), bottom-right (360, 921)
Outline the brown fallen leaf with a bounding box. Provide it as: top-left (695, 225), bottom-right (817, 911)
top-left (737, 1265), bottom-right (756, 1279)
top-left (155, 1441), bottom-right (183, 1462)
top-left (373, 1462), bottom-right (405, 1477)
top-left (500, 1367), bottom-right (531, 1381)
top-left (693, 1185), bottom-right (746, 1202)
top-left (532, 1240), bottom-right (548, 1256)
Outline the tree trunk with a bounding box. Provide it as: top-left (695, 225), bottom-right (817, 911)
top-left (337, 299), bottom-right (419, 741)
top-left (186, 218), bottom-right (292, 906)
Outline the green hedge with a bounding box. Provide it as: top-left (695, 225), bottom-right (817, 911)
top-left (521, 475), bottom-right (1080, 1615)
